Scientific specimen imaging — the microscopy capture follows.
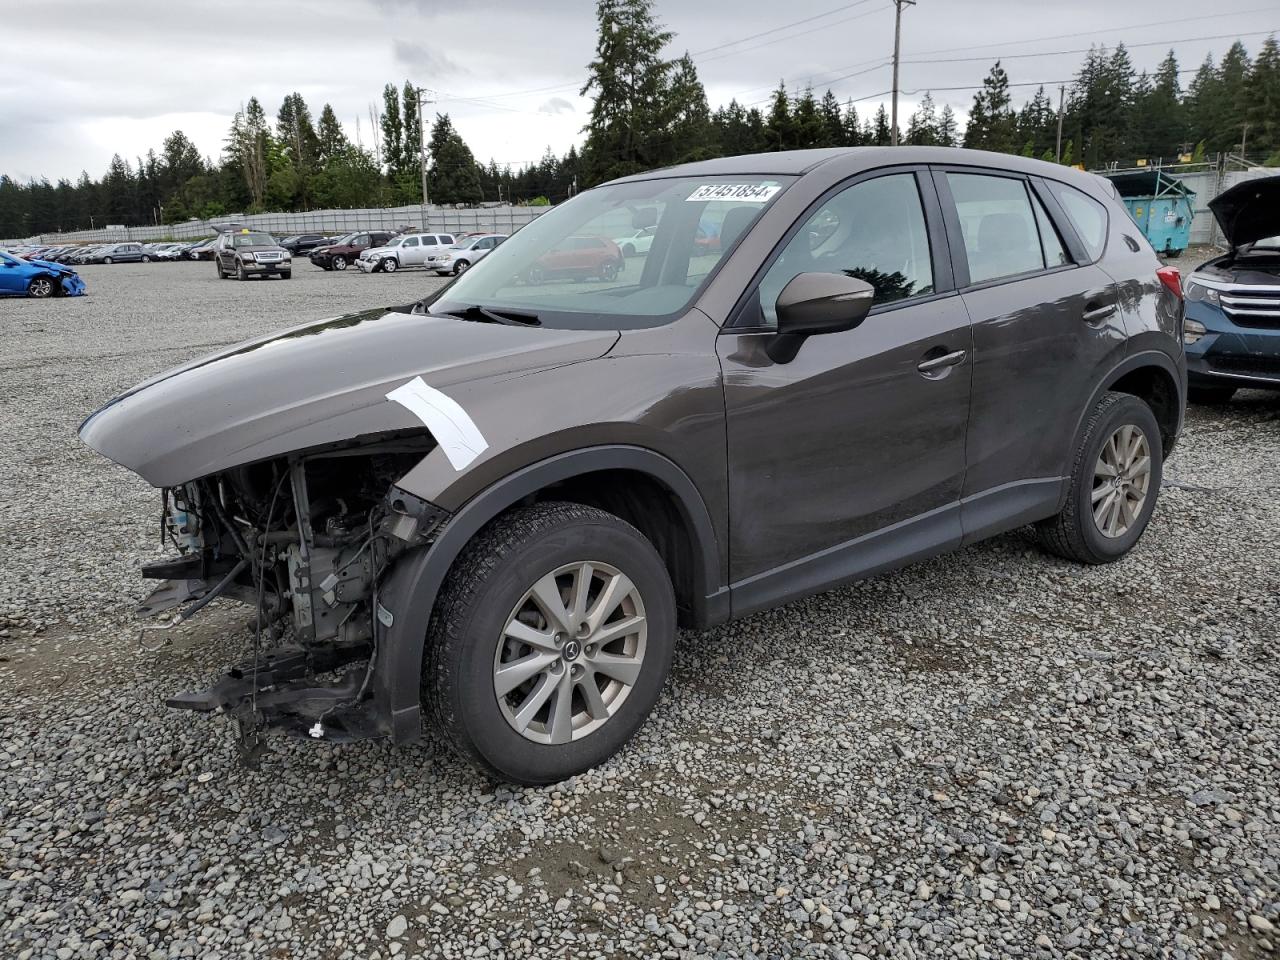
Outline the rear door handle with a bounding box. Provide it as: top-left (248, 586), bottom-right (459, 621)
top-left (1083, 303), bottom-right (1117, 323)
top-left (917, 349), bottom-right (967, 374)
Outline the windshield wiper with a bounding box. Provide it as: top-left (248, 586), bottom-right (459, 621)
top-left (430, 304), bottom-right (541, 326)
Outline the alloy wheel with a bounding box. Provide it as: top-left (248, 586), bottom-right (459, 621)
top-left (1092, 424), bottom-right (1151, 538)
top-left (494, 561), bottom-right (647, 745)
top-left (28, 277), bottom-right (54, 298)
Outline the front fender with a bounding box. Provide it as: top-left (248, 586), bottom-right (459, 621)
top-left (373, 445), bottom-right (728, 744)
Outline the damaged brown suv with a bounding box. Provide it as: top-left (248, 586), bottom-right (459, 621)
top-left (80, 147), bottom-right (1186, 784)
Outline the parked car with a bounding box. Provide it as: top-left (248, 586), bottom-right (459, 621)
top-left (426, 233), bottom-right (506, 275)
top-left (309, 232), bottom-right (396, 271)
top-left (187, 238), bottom-right (218, 261)
top-left (357, 233), bottom-right (457, 273)
top-left (613, 227), bottom-right (656, 257)
top-left (144, 243), bottom-right (183, 262)
top-left (79, 147), bottom-right (1185, 785)
top-left (525, 235), bottom-right (623, 283)
top-left (213, 229), bottom-right (291, 280)
top-left (1182, 174), bottom-right (1280, 403)
top-left (0, 249), bottom-right (86, 298)
top-left (85, 242), bottom-right (149, 264)
top-left (279, 234), bottom-right (333, 255)
top-left (68, 246), bottom-right (100, 265)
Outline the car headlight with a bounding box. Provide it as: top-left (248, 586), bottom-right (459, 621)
top-left (1184, 279), bottom-right (1219, 304)
top-left (1184, 318), bottom-right (1208, 345)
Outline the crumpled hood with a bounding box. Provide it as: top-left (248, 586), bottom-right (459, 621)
top-left (80, 306), bottom-right (619, 487)
top-left (26, 257), bottom-right (74, 274)
top-left (1209, 175), bottom-right (1280, 249)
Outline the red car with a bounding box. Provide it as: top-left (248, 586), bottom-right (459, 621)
top-left (526, 236), bottom-right (622, 283)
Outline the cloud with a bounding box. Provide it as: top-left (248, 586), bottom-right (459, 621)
top-left (538, 97), bottom-right (575, 115)
top-left (392, 39), bottom-right (464, 78)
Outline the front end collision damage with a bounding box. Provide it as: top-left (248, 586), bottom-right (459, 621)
top-left (138, 434), bottom-right (449, 746)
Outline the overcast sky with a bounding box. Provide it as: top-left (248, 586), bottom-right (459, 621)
top-left (1, 0), bottom-right (1274, 182)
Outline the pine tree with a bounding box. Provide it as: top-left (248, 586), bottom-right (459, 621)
top-left (1215, 41), bottom-right (1252, 154)
top-left (316, 104), bottom-right (350, 164)
top-left (427, 113), bottom-right (482, 204)
top-left (402, 81), bottom-right (424, 194)
top-left (791, 87), bottom-right (825, 148)
top-left (964, 61), bottom-right (1016, 152)
top-left (872, 104), bottom-right (892, 146)
top-left (765, 82), bottom-right (793, 150)
top-left (842, 100), bottom-right (862, 146)
top-left (666, 54), bottom-right (714, 162)
top-left (1247, 36), bottom-right (1280, 158)
top-left (905, 92), bottom-right (938, 145)
top-left (580, 0), bottom-right (674, 184)
top-left (820, 90), bottom-right (844, 147)
top-left (936, 104), bottom-right (959, 147)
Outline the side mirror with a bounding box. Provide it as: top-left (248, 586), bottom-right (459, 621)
top-left (766, 272), bottom-right (875, 363)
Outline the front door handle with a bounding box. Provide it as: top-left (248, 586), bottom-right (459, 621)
top-left (1083, 303), bottom-right (1117, 323)
top-left (917, 349), bottom-right (967, 374)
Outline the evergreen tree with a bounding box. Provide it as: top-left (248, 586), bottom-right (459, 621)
top-left (765, 82), bottom-right (794, 150)
top-left (1247, 36), bottom-right (1280, 158)
top-left (820, 90), bottom-right (844, 146)
top-left (842, 100), bottom-right (862, 146)
top-left (427, 113), bottom-right (482, 204)
top-left (1214, 41), bottom-right (1252, 153)
top-left (936, 104), bottom-right (959, 147)
top-left (791, 86), bottom-right (825, 148)
top-left (402, 80), bottom-right (424, 195)
top-left (872, 104), bottom-right (892, 146)
top-left (905, 92), bottom-right (938, 145)
top-left (666, 53), bottom-right (714, 162)
top-left (316, 104), bottom-right (350, 165)
top-left (964, 61), bottom-right (1016, 151)
top-left (579, 0), bottom-right (673, 185)
top-left (380, 83), bottom-right (405, 181)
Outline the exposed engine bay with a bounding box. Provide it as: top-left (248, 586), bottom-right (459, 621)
top-left (138, 433), bottom-right (446, 755)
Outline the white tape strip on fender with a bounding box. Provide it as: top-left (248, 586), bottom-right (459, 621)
top-left (386, 376), bottom-right (488, 471)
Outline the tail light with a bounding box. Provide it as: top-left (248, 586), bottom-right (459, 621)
top-left (1156, 265), bottom-right (1182, 300)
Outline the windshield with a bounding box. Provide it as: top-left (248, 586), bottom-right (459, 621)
top-left (230, 232), bottom-right (275, 248)
top-left (331, 234), bottom-right (356, 245)
top-left (453, 238), bottom-right (480, 250)
top-left (430, 175), bottom-right (792, 328)
top-left (384, 237), bottom-right (404, 247)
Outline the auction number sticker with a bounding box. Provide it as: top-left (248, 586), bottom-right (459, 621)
top-left (686, 183), bottom-right (781, 203)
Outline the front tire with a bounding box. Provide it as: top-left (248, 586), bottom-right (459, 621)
top-left (27, 276), bottom-right (55, 298)
top-left (102, 257), bottom-right (113, 265)
top-left (1035, 392), bottom-right (1162, 564)
top-left (382, 257), bottom-right (398, 273)
top-left (141, 255), bottom-right (151, 263)
top-left (453, 259), bottom-right (471, 275)
top-left (236, 262), bottom-right (248, 281)
top-left (332, 255), bottom-right (348, 271)
top-left (427, 502), bottom-right (676, 785)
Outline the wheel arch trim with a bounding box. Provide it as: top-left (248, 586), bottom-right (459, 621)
top-left (373, 444), bottom-right (726, 743)
top-left (1059, 350), bottom-right (1185, 508)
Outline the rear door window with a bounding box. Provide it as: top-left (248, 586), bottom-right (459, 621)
top-left (1045, 182), bottom-right (1109, 260)
top-left (946, 173), bottom-right (1046, 284)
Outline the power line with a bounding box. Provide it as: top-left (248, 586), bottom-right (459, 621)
top-left (689, 0), bottom-right (879, 57)
top-left (907, 3), bottom-right (1277, 57)
top-left (694, 4), bottom-right (891, 66)
top-left (905, 27), bottom-right (1280, 64)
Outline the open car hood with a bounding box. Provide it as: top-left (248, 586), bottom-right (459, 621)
top-left (1209, 175), bottom-right (1280, 249)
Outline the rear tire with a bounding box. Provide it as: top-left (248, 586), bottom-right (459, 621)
top-left (1188, 384), bottom-right (1236, 405)
top-left (141, 255), bottom-right (151, 263)
top-left (427, 501), bottom-right (676, 785)
top-left (1035, 391), bottom-right (1162, 564)
top-left (102, 257), bottom-right (113, 265)
top-left (280, 271), bottom-right (292, 280)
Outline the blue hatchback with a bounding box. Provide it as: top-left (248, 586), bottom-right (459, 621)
top-left (1182, 175), bottom-right (1280, 402)
top-left (0, 250), bottom-right (87, 298)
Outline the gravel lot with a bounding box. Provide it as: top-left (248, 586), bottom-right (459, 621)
top-left (1, 260), bottom-right (1278, 959)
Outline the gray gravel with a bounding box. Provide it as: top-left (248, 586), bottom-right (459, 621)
top-left (2, 260), bottom-right (1278, 959)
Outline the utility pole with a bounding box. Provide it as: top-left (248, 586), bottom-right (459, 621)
top-left (1240, 121), bottom-right (1250, 163)
top-left (411, 86), bottom-right (434, 228)
top-left (890, 0), bottom-right (915, 146)
top-left (1055, 85), bottom-right (1065, 163)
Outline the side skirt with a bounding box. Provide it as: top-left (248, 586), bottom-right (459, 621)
top-left (728, 477), bottom-right (1064, 620)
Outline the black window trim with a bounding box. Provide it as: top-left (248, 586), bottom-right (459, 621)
top-left (725, 164), bottom-right (957, 332)
top-left (931, 166), bottom-right (1100, 293)
top-left (1034, 176), bottom-right (1109, 264)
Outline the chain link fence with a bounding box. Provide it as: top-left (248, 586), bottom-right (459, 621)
top-left (2, 203), bottom-right (551, 246)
